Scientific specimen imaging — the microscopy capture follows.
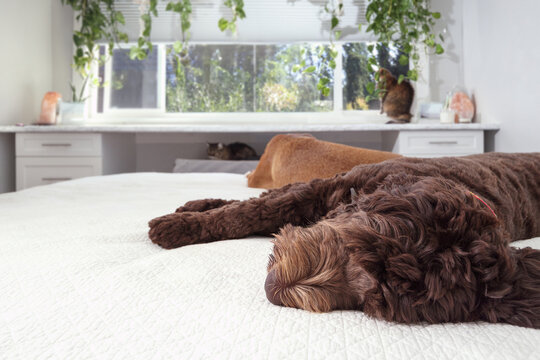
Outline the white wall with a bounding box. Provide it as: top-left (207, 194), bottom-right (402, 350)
top-left (0, 1), bottom-right (72, 193)
top-left (52, 1), bottom-right (75, 101)
top-left (429, 0), bottom-right (464, 102)
top-left (0, 1), bottom-right (72, 126)
top-left (462, 0), bottom-right (540, 152)
top-left (0, 1), bottom-right (52, 125)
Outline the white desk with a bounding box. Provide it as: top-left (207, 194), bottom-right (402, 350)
top-left (0, 122), bottom-right (500, 192)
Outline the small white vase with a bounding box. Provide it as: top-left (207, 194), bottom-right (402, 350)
top-left (59, 101), bottom-right (87, 124)
top-left (440, 110), bottom-right (456, 124)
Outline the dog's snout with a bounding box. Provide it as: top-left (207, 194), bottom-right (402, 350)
top-left (265, 270), bottom-right (282, 306)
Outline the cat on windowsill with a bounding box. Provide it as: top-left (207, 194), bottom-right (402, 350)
top-left (207, 142), bottom-right (260, 161)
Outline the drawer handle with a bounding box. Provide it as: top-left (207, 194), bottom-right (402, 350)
top-left (41, 143), bottom-right (72, 147)
top-left (42, 177), bottom-right (72, 181)
top-left (428, 141), bottom-right (459, 145)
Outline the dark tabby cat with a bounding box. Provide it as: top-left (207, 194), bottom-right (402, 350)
top-left (378, 68), bottom-right (415, 123)
top-left (207, 142), bottom-right (260, 160)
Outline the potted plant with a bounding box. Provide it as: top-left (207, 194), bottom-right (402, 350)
top-left (60, 0), bottom-right (247, 119)
top-left (362, 0), bottom-right (444, 99)
top-left (290, 0), bottom-right (444, 99)
top-left (59, 0), bottom-right (129, 122)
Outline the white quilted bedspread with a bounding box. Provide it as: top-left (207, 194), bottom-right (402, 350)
top-left (1, 173), bottom-right (539, 360)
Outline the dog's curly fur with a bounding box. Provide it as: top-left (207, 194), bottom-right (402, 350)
top-left (149, 153), bottom-right (540, 328)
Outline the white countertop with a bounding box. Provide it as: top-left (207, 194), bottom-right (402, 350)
top-left (0, 122), bottom-right (500, 133)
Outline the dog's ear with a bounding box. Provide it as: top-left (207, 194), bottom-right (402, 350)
top-left (341, 176), bottom-right (509, 322)
top-left (349, 175), bottom-right (501, 245)
top-left (410, 178), bottom-right (501, 248)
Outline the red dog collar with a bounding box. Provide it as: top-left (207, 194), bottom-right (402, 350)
top-left (470, 191), bottom-right (497, 219)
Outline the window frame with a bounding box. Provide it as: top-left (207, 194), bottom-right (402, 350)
top-left (87, 41), bottom-right (429, 124)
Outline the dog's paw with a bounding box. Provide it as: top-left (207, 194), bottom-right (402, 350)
top-left (175, 199), bottom-right (232, 213)
top-left (148, 212), bottom-right (203, 249)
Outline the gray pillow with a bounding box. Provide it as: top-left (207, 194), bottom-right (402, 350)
top-left (173, 158), bottom-right (259, 174)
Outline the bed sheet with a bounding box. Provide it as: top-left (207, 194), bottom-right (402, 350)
top-left (1, 173), bottom-right (539, 359)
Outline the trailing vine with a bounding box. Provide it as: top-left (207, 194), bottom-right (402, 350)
top-left (61, 0), bottom-right (129, 101)
top-left (129, 0), bottom-right (158, 60)
top-left (129, 0), bottom-right (193, 72)
top-left (218, 0), bottom-right (246, 34)
top-left (293, 0), bottom-right (343, 98)
top-left (165, 0), bottom-right (193, 72)
top-left (295, 0), bottom-right (444, 99)
top-left (131, 0), bottom-right (246, 66)
top-left (62, 0), bottom-right (445, 102)
top-left (363, 0), bottom-right (444, 100)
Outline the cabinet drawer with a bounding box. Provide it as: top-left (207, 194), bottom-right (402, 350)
top-left (397, 131), bottom-right (483, 157)
top-left (16, 133), bottom-right (102, 157)
top-left (16, 157), bottom-right (102, 190)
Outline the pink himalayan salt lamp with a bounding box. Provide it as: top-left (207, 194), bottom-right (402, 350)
top-left (38, 92), bottom-right (62, 125)
top-left (449, 92), bottom-right (474, 122)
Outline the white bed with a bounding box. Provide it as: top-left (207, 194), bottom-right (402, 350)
top-left (1, 173), bottom-right (539, 359)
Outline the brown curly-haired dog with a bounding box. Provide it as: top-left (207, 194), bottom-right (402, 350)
top-left (149, 153), bottom-right (540, 328)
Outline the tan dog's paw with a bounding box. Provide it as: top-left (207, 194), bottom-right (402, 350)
top-left (148, 212), bottom-right (203, 249)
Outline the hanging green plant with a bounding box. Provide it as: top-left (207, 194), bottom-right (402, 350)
top-left (218, 0), bottom-right (246, 33)
top-left (293, 0), bottom-right (343, 98)
top-left (363, 0), bottom-right (444, 100)
top-left (318, 0), bottom-right (343, 97)
top-left (129, 0), bottom-right (192, 71)
top-left (295, 0), bottom-right (444, 98)
top-left (167, 0), bottom-right (193, 70)
top-left (60, 0), bottom-right (129, 102)
top-left (129, 0), bottom-right (158, 60)
top-left (62, 0), bottom-right (444, 106)
top-left (131, 0), bottom-right (246, 68)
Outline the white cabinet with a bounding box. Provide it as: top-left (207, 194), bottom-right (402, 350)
top-left (390, 130), bottom-right (484, 157)
top-left (16, 133), bottom-right (102, 157)
top-left (16, 133), bottom-right (102, 190)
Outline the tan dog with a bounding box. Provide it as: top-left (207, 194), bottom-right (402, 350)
top-left (246, 134), bottom-right (402, 189)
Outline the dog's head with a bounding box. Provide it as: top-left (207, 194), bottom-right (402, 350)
top-left (265, 175), bottom-right (504, 318)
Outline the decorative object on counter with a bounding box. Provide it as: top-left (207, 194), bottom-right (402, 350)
top-left (439, 109), bottom-right (456, 124)
top-left (418, 102), bottom-right (443, 121)
top-left (59, 101), bottom-right (87, 124)
top-left (442, 87), bottom-right (475, 123)
top-left (207, 142), bottom-right (259, 161)
top-left (377, 68), bottom-right (415, 124)
top-left (38, 92), bottom-right (62, 125)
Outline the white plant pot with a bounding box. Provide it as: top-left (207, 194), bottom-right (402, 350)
top-left (440, 110), bottom-right (456, 124)
top-left (59, 101), bottom-right (87, 124)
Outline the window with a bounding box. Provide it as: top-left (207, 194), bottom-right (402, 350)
top-left (110, 49), bottom-right (159, 109)
top-left (94, 42), bottom-right (408, 119)
top-left (254, 44), bottom-right (333, 112)
top-left (166, 44), bottom-right (255, 113)
top-left (89, 0), bottom-right (398, 121)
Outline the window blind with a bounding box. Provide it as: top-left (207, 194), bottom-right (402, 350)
top-left (99, 0), bottom-right (369, 43)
